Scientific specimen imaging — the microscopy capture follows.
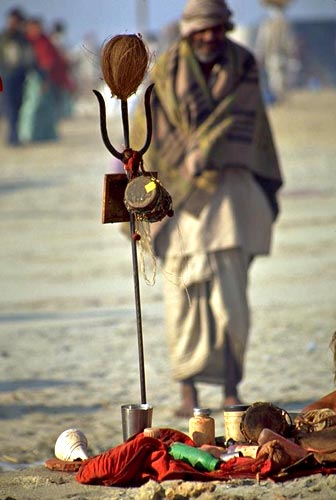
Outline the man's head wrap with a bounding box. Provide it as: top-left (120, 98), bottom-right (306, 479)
top-left (180, 0), bottom-right (234, 38)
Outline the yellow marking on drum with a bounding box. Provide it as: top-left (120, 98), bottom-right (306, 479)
top-left (145, 180), bottom-right (156, 193)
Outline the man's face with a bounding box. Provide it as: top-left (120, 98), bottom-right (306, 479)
top-left (189, 24), bottom-right (226, 63)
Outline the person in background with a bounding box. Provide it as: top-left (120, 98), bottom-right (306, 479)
top-left (18, 17), bottom-right (74, 143)
top-left (0, 7), bottom-right (32, 145)
top-left (49, 19), bottom-right (74, 119)
top-left (49, 19), bottom-right (67, 52)
top-left (71, 32), bottom-right (100, 101)
top-left (133, 0), bottom-right (283, 416)
top-left (158, 21), bottom-right (180, 54)
top-left (255, 0), bottom-right (299, 104)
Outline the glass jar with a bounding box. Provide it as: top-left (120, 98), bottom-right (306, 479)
top-left (223, 404), bottom-right (249, 443)
top-left (189, 408), bottom-right (215, 446)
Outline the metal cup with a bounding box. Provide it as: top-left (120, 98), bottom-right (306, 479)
top-left (121, 403), bottom-right (153, 441)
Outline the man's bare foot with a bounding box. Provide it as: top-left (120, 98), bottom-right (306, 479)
top-left (174, 405), bottom-right (195, 418)
top-left (223, 395), bottom-right (243, 407)
top-left (174, 381), bottom-right (199, 418)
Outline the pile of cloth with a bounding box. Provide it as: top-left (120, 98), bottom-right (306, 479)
top-left (51, 423), bottom-right (336, 487)
top-left (45, 392), bottom-right (336, 487)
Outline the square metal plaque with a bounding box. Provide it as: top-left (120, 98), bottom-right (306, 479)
top-left (102, 174), bottom-right (129, 223)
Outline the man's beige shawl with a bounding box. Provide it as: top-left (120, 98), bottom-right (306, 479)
top-left (133, 38), bottom-right (283, 252)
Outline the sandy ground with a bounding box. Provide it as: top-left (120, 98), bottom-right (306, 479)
top-left (0, 89), bottom-right (336, 499)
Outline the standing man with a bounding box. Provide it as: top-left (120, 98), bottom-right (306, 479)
top-left (0, 8), bottom-right (32, 145)
top-left (255, 0), bottom-right (299, 103)
top-left (135, 0), bottom-right (283, 416)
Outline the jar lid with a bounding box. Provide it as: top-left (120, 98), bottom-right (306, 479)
top-left (223, 404), bottom-right (250, 412)
top-left (193, 407), bottom-right (211, 416)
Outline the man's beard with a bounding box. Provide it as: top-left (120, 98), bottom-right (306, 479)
top-left (192, 39), bottom-right (226, 63)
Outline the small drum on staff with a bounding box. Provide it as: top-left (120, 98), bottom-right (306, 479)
top-left (124, 174), bottom-right (173, 223)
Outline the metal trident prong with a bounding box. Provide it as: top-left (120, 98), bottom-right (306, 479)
top-left (93, 83), bottom-right (154, 161)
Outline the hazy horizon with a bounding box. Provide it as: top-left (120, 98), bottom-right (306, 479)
top-left (0, 0), bottom-right (335, 47)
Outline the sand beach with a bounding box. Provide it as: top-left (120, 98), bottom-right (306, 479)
top-left (0, 89), bottom-right (336, 499)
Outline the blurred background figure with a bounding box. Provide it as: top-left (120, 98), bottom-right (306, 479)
top-left (18, 17), bottom-right (75, 144)
top-left (49, 18), bottom-right (74, 118)
top-left (70, 31), bottom-right (101, 117)
top-left (158, 21), bottom-right (180, 53)
top-left (0, 7), bottom-right (32, 146)
top-left (49, 19), bottom-right (68, 52)
top-left (255, 0), bottom-right (300, 104)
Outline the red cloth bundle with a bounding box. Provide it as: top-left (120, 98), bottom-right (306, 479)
top-left (76, 428), bottom-right (272, 486)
